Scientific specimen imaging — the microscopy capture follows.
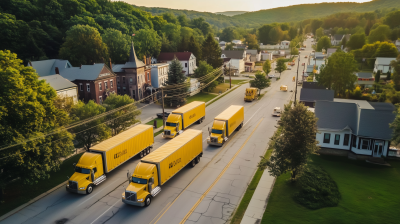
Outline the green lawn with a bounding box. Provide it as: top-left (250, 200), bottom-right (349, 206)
top-left (261, 155), bottom-right (400, 224)
top-left (186, 92), bottom-right (218, 104)
top-left (146, 118), bottom-right (164, 128)
top-left (225, 79), bottom-right (247, 85)
top-left (0, 153), bottom-right (83, 216)
top-left (212, 83), bottom-right (231, 94)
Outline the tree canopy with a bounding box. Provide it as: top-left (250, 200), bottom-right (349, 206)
top-left (250, 71), bottom-right (271, 95)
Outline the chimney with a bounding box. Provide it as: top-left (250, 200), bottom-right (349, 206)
top-left (55, 67), bottom-right (59, 74)
top-left (143, 56), bottom-right (146, 65)
top-left (109, 58), bottom-right (112, 70)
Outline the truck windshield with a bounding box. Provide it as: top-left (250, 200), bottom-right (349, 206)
top-left (166, 122), bottom-right (177, 127)
top-left (211, 129), bottom-right (223, 134)
top-left (75, 166), bottom-right (90, 174)
top-left (132, 177), bottom-right (148, 184)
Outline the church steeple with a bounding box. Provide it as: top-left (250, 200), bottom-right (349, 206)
top-left (123, 41), bottom-right (145, 68)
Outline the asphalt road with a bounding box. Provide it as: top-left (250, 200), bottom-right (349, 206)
top-left (1, 39), bottom-right (312, 224)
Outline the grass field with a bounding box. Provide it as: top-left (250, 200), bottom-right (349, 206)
top-left (0, 153), bottom-right (83, 216)
top-left (186, 92), bottom-right (218, 103)
top-left (261, 155), bottom-right (400, 224)
top-left (146, 118), bottom-right (164, 128)
top-left (225, 80), bottom-right (247, 85)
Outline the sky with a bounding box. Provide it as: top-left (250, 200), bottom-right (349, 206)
top-left (117, 0), bottom-right (372, 13)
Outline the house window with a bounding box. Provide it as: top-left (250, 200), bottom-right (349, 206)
top-left (99, 82), bottom-right (102, 91)
top-left (323, 133), bottom-right (331, 144)
top-left (86, 83), bottom-right (90, 92)
top-left (130, 78), bottom-right (133, 84)
top-left (104, 81), bottom-right (108, 90)
top-left (123, 86), bottom-right (126, 93)
top-left (110, 80), bottom-right (113, 88)
top-left (132, 90), bottom-right (135, 99)
top-left (99, 96), bottom-right (102, 103)
top-left (185, 63), bottom-right (187, 68)
top-left (344, 134), bottom-right (350, 146)
top-left (334, 134), bottom-right (340, 145)
top-left (117, 77), bottom-right (120, 85)
top-left (352, 135), bottom-right (357, 147)
top-left (361, 139), bottom-right (369, 150)
top-left (123, 77), bottom-right (125, 84)
top-left (79, 83), bottom-right (83, 91)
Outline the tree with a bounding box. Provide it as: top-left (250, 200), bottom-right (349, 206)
top-left (161, 23), bottom-right (181, 52)
top-left (220, 27), bottom-right (238, 42)
top-left (368, 25), bottom-right (391, 43)
top-left (263, 60), bottom-right (272, 75)
top-left (150, 15), bottom-right (168, 32)
top-left (258, 24), bottom-right (274, 45)
top-left (384, 10), bottom-right (400, 29)
top-left (347, 33), bottom-right (366, 50)
top-left (265, 102), bottom-right (318, 180)
top-left (311, 19), bottom-right (323, 35)
top-left (246, 34), bottom-right (259, 51)
top-left (188, 36), bottom-right (201, 65)
top-left (269, 26), bottom-right (283, 44)
top-left (194, 61), bottom-right (217, 92)
top-left (316, 51), bottom-right (358, 97)
top-left (177, 14), bottom-right (189, 27)
top-left (341, 36), bottom-right (348, 48)
top-left (391, 57), bottom-right (400, 91)
top-left (165, 58), bottom-right (187, 107)
top-left (201, 33), bottom-right (223, 69)
top-left (288, 27), bottom-right (297, 40)
top-left (59, 24), bottom-right (108, 66)
top-left (387, 71), bottom-right (391, 81)
top-left (135, 28), bottom-right (162, 59)
top-left (103, 94), bottom-right (141, 136)
top-left (225, 43), bottom-right (234, 50)
top-left (315, 27), bottom-right (324, 39)
top-left (375, 70), bottom-right (381, 83)
top-left (250, 71), bottom-right (271, 95)
top-left (101, 28), bottom-right (130, 64)
top-left (162, 12), bottom-right (179, 24)
top-left (0, 50), bottom-right (74, 200)
top-left (275, 59), bottom-right (287, 77)
top-left (70, 100), bottom-right (111, 150)
top-left (316, 36), bottom-right (331, 51)
top-left (374, 42), bottom-right (398, 58)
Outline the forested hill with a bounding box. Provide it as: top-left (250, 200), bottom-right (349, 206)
top-left (233, 0), bottom-right (400, 25)
top-left (215, 11), bottom-right (247, 17)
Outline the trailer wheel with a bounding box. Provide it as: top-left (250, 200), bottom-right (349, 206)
top-left (86, 184), bottom-right (94, 194)
top-left (190, 159), bottom-right (196, 167)
top-left (195, 156), bottom-right (200, 164)
top-left (140, 151), bottom-right (144, 158)
top-left (144, 195), bottom-right (151, 207)
top-left (147, 148), bottom-right (151, 154)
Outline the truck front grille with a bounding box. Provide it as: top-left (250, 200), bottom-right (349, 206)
top-left (164, 130), bottom-right (171, 136)
top-left (125, 191), bottom-right (136, 201)
top-left (211, 137), bottom-right (218, 143)
top-left (69, 181), bottom-right (78, 190)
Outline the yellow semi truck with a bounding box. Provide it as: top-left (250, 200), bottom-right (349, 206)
top-left (163, 101), bottom-right (206, 138)
top-left (207, 105), bottom-right (244, 146)
top-left (244, 88), bottom-right (258, 102)
top-left (122, 129), bottom-right (203, 207)
top-left (66, 124), bottom-right (154, 195)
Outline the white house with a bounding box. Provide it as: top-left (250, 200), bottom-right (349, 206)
top-left (374, 57), bottom-right (396, 74)
top-left (150, 63), bottom-right (169, 88)
top-left (356, 72), bottom-right (375, 87)
top-left (261, 52), bottom-right (273, 61)
top-left (315, 99), bottom-right (395, 158)
top-left (157, 52), bottom-right (196, 75)
top-left (221, 50), bottom-right (246, 73)
top-left (232, 40), bottom-right (242, 45)
top-left (246, 49), bottom-right (261, 62)
top-left (39, 74), bottom-right (78, 103)
top-left (280, 40), bottom-right (290, 49)
top-left (331, 34), bottom-right (344, 46)
top-left (219, 41), bottom-right (227, 45)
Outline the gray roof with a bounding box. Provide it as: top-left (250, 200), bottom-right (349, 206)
top-left (333, 34), bottom-right (344, 41)
top-left (246, 49), bottom-right (258, 55)
top-left (306, 65), bottom-right (314, 73)
top-left (375, 57), bottom-right (396, 65)
top-left (300, 88), bottom-right (334, 102)
top-left (28, 59), bottom-right (73, 77)
top-left (59, 64), bottom-right (111, 81)
top-left (122, 42), bottom-right (145, 69)
top-left (39, 74), bottom-right (76, 91)
top-left (221, 50), bottom-right (245, 59)
top-left (356, 72), bottom-right (373, 79)
top-left (327, 48), bottom-right (337, 55)
top-left (315, 99), bottom-right (395, 140)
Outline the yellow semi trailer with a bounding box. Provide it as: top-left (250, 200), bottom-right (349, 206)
top-left (207, 105), bottom-right (244, 146)
top-left (244, 88), bottom-right (258, 102)
top-left (122, 129), bottom-right (203, 207)
top-left (66, 124), bottom-right (154, 194)
top-left (163, 101), bottom-right (206, 138)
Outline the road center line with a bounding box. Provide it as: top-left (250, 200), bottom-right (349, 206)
top-left (179, 118), bottom-right (264, 224)
top-left (90, 199), bottom-right (120, 224)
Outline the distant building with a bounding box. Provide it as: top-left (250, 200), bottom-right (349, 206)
top-left (151, 63), bottom-right (169, 88)
top-left (356, 72), bottom-right (375, 87)
top-left (327, 48), bottom-right (337, 57)
top-left (39, 74), bottom-right (78, 103)
top-left (280, 40), bottom-right (290, 49)
top-left (300, 88), bottom-right (334, 108)
top-left (157, 52), bottom-right (196, 75)
top-left (261, 52), bottom-right (273, 61)
top-left (246, 49), bottom-right (261, 62)
top-left (221, 50), bottom-right (246, 73)
top-left (232, 40), bottom-right (242, 45)
top-left (374, 57), bottom-right (396, 74)
top-left (331, 34), bottom-right (350, 46)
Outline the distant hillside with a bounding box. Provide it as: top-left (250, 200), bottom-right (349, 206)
top-left (215, 11), bottom-right (247, 17)
top-left (233, 0), bottom-right (400, 25)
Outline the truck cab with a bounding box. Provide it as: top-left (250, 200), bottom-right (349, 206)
top-left (244, 88), bottom-right (257, 102)
top-left (208, 120), bottom-right (226, 146)
top-left (163, 114), bottom-right (183, 138)
top-left (122, 162), bottom-right (160, 207)
top-left (67, 152), bottom-right (105, 194)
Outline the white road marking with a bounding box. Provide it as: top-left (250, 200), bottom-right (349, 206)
top-left (89, 199), bottom-right (120, 224)
top-left (77, 179), bottom-right (121, 207)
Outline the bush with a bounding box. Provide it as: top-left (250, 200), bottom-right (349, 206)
top-left (293, 165), bottom-right (341, 210)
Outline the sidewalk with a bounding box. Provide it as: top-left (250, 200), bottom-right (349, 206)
top-left (240, 171), bottom-right (276, 224)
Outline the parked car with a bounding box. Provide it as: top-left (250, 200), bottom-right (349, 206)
top-left (287, 67), bottom-right (292, 70)
top-left (305, 55), bottom-right (308, 58)
top-left (157, 112), bottom-right (170, 119)
top-left (272, 107), bottom-right (282, 117)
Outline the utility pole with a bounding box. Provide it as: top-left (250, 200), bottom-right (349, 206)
top-left (229, 63), bottom-right (232, 89)
top-left (294, 54), bottom-right (301, 105)
top-left (161, 88), bottom-right (165, 129)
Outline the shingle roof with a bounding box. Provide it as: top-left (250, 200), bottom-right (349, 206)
top-left (221, 50), bottom-right (245, 59)
top-left (356, 72), bottom-right (373, 79)
top-left (315, 99), bottom-right (395, 140)
top-left (122, 42), bottom-right (145, 68)
top-left (375, 57), bottom-right (396, 65)
top-left (39, 74), bottom-right (76, 91)
top-left (333, 34), bottom-right (344, 41)
top-left (327, 48), bottom-right (337, 55)
top-left (59, 64), bottom-right (111, 81)
top-left (29, 59), bottom-right (73, 77)
top-left (158, 52), bottom-right (193, 61)
top-left (246, 49), bottom-right (258, 55)
top-left (300, 89), bottom-right (334, 102)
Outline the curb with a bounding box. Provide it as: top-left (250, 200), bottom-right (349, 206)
top-left (0, 181), bottom-right (67, 222)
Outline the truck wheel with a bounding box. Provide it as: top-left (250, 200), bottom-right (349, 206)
top-left (147, 148), bottom-right (151, 154)
top-left (144, 195), bottom-right (151, 207)
top-left (195, 156), bottom-right (200, 164)
top-left (190, 159), bottom-right (196, 167)
top-left (86, 184), bottom-right (94, 194)
top-left (140, 151), bottom-right (144, 158)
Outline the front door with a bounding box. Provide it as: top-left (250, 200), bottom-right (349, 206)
top-left (373, 141), bottom-right (384, 157)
